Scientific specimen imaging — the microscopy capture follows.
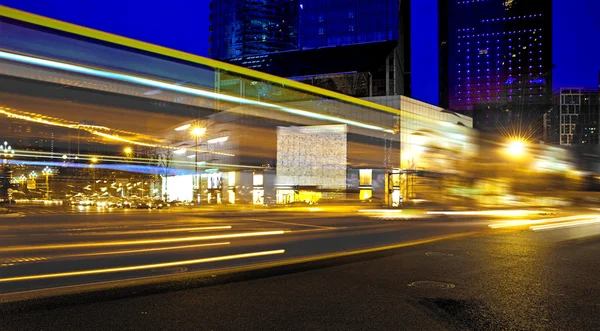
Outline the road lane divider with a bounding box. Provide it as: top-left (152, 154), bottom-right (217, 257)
top-left (0, 230), bottom-right (285, 252)
top-left (0, 249), bottom-right (285, 283)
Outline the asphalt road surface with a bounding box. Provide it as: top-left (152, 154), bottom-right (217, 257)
top-left (2, 206), bottom-right (600, 330)
top-left (0, 205), bottom-right (490, 294)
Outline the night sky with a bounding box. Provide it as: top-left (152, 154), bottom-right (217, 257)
top-left (0, 0), bottom-right (211, 56)
top-left (2, 0), bottom-right (599, 105)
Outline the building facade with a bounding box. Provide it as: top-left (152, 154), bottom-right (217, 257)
top-left (209, 0), bottom-right (299, 60)
top-left (439, 0), bottom-right (552, 134)
top-left (547, 88), bottom-right (600, 145)
top-left (213, 0), bottom-right (411, 97)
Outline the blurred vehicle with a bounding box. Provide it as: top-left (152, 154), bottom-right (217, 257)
top-left (135, 199), bottom-right (153, 209)
top-left (153, 199), bottom-right (168, 209)
top-left (122, 199), bottom-right (136, 209)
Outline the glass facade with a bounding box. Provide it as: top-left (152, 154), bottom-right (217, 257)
top-left (209, 0), bottom-right (299, 60)
top-left (441, 0), bottom-right (552, 132)
top-left (298, 0), bottom-right (399, 49)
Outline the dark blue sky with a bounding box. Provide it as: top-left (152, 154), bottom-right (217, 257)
top-left (2, 0), bottom-right (600, 105)
top-left (0, 0), bottom-right (211, 56)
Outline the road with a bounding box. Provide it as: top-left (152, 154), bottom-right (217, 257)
top-left (0, 205), bottom-right (490, 294)
top-left (2, 207), bottom-right (600, 330)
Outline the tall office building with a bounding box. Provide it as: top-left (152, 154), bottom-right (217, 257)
top-left (298, 1), bottom-right (401, 50)
top-left (211, 0), bottom-right (411, 98)
top-left (439, 0), bottom-right (552, 134)
top-left (209, 0), bottom-right (299, 60)
top-left (546, 88), bottom-right (599, 145)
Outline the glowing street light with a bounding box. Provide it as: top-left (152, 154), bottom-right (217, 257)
top-left (89, 157), bottom-right (99, 192)
top-left (190, 125), bottom-right (206, 204)
top-left (123, 146), bottom-right (133, 156)
top-left (42, 166), bottom-right (53, 199)
top-left (0, 141), bottom-right (15, 164)
top-left (190, 127), bottom-right (206, 137)
top-left (506, 139), bottom-right (526, 157)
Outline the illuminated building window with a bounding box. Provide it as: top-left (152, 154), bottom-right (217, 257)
top-left (253, 173), bottom-right (263, 186)
top-left (359, 189), bottom-right (372, 200)
top-left (359, 169), bottom-right (373, 186)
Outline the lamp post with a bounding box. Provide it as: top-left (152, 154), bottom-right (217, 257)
top-left (42, 166), bottom-right (53, 199)
top-left (90, 157), bottom-right (98, 192)
top-left (123, 146), bottom-right (133, 159)
top-left (28, 171), bottom-right (38, 195)
top-left (190, 126), bottom-right (206, 204)
top-left (1, 141), bottom-right (15, 164)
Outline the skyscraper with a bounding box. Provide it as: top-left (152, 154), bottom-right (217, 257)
top-left (209, 0), bottom-right (299, 60)
top-left (439, 0), bottom-right (552, 135)
top-left (298, 1), bottom-right (400, 50)
top-left (212, 0), bottom-right (411, 97)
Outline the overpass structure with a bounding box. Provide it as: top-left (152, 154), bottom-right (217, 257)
top-left (0, 6), bottom-right (475, 206)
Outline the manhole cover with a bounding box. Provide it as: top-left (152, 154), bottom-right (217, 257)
top-left (151, 267), bottom-right (188, 274)
top-left (409, 281), bottom-right (455, 289)
top-left (425, 252), bottom-right (454, 257)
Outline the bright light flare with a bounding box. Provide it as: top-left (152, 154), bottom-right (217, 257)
top-left (190, 127), bottom-right (206, 137)
top-left (0, 249), bottom-right (285, 283)
top-left (506, 139), bottom-right (525, 157)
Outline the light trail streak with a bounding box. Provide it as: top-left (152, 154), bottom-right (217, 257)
top-left (0, 249), bottom-right (285, 283)
top-left (0, 230), bottom-right (285, 252)
top-left (428, 210), bottom-right (543, 217)
top-left (0, 51), bottom-right (393, 134)
top-left (80, 225), bottom-right (232, 235)
top-left (530, 218), bottom-right (600, 231)
top-left (66, 242), bottom-right (230, 257)
top-left (0, 106), bottom-right (234, 157)
top-left (359, 209), bottom-right (404, 213)
top-left (488, 215), bottom-right (599, 229)
top-left (248, 219), bottom-right (337, 230)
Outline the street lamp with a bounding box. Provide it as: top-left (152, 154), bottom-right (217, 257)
top-left (123, 146), bottom-right (133, 157)
top-left (190, 126), bottom-right (206, 204)
top-left (42, 166), bottom-right (53, 199)
top-left (90, 157), bottom-right (98, 192)
top-left (506, 139), bottom-right (526, 158)
top-left (0, 141), bottom-right (15, 164)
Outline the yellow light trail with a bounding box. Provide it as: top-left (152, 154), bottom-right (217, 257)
top-left (0, 249), bottom-right (285, 283)
top-left (428, 210), bottom-right (543, 217)
top-left (0, 107), bottom-right (235, 157)
top-left (488, 215), bottom-right (598, 229)
top-left (358, 209), bottom-right (404, 213)
top-left (0, 5), bottom-right (444, 126)
top-left (67, 242), bottom-right (230, 257)
top-left (82, 225), bottom-right (232, 235)
top-left (530, 218), bottom-right (600, 231)
top-left (0, 230), bottom-right (285, 252)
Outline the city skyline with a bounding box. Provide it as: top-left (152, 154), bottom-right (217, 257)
top-left (2, 0), bottom-right (598, 96)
